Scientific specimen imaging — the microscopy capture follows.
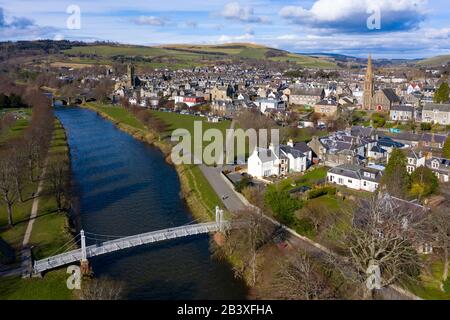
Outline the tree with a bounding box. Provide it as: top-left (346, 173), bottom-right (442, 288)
top-left (9, 142), bottom-right (27, 202)
top-left (409, 166), bottom-right (439, 200)
top-left (219, 210), bottom-right (276, 286)
top-left (340, 195), bottom-right (422, 299)
top-left (47, 156), bottom-right (70, 213)
top-left (273, 250), bottom-right (335, 300)
top-left (424, 209), bottom-right (450, 292)
top-left (79, 277), bottom-right (124, 300)
top-left (264, 180), bottom-right (302, 225)
top-left (0, 93), bottom-right (10, 108)
top-left (433, 82), bottom-right (450, 104)
top-left (0, 154), bottom-right (18, 227)
top-left (443, 136), bottom-right (450, 159)
top-left (381, 149), bottom-right (410, 198)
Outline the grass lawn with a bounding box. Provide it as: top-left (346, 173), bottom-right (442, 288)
top-left (180, 165), bottom-right (223, 220)
top-left (404, 259), bottom-right (450, 300)
top-left (0, 270), bottom-right (72, 300)
top-left (0, 108), bottom-right (32, 146)
top-left (86, 103), bottom-right (145, 131)
top-left (0, 119), bottom-right (74, 300)
top-left (293, 167), bottom-right (328, 188)
top-left (29, 120), bottom-right (74, 260)
top-left (151, 110), bottom-right (231, 146)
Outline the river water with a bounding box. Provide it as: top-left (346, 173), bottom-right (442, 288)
top-left (55, 107), bottom-right (247, 299)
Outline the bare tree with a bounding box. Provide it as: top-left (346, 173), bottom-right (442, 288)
top-left (221, 210), bottom-right (276, 286)
top-left (273, 250), bottom-right (335, 300)
top-left (80, 277), bottom-right (125, 300)
top-left (46, 156), bottom-right (70, 213)
top-left (342, 194), bottom-right (423, 299)
top-left (425, 208), bottom-right (450, 291)
top-left (9, 141), bottom-right (26, 202)
top-left (0, 153), bottom-right (18, 227)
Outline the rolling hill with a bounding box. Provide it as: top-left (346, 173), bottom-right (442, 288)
top-left (62, 43), bottom-right (338, 69)
top-left (416, 55), bottom-right (450, 67)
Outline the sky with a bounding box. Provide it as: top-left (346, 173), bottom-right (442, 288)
top-left (0, 0), bottom-right (450, 59)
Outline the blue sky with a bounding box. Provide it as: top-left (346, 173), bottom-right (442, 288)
top-left (0, 0), bottom-right (449, 58)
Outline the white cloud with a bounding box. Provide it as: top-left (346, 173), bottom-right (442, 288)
top-left (218, 32), bottom-right (254, 43)
top-left (222, 2), bottom-right (268, 23)
top-left (133, 16), bottom-right (168, 26)
top-left (280, 0), bottom-right (428, 33)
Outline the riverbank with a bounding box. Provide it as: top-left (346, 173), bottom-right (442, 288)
top-left (0, 119), bottom-right (74, 300)
top-left (82, 103), bottom-right (223, 221)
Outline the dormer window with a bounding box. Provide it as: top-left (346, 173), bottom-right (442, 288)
top-left (432, 161), bottom-right (439, 169)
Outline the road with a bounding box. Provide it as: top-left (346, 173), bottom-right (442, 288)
top-left (197, 155), bottom-right (420, 299)
top-left (199, 165), bottom-right (247, 213)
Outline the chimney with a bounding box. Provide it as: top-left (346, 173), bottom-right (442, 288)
top-left (287, 139), bottom-right (294, 148)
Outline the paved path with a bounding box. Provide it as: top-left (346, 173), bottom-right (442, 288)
top-left (20, 156), bottom-right (50, 277)
top-left (22, 159), bottom-right (49, 248)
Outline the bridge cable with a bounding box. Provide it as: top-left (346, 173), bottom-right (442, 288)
top-left (47, 234), bottom-right (81, 257)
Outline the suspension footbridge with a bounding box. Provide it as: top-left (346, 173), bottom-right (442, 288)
top-left (33, 207), bottom-right (228, 274)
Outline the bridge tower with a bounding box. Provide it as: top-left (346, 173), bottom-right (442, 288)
top-left (79, 230), bottom-right (90, 275)
top-left (215, 206), bottom-right (224, 232)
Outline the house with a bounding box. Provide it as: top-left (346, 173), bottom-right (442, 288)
top-left (421, 133), bottom-right (448, 150)
top-left (427, 157), bottom-right (450, 183)
top-left (422, 103), bottom-right (450, 125)
top-left (289, 87), bottom-right (325, 106)
top-left (406, 150), bottom-right (426, 174)
top-left (174, 95), bottom-right (205, 107)
top-left (247, 142), bottom-right (310, 179)
top-left (327, 164), bottom-right (383, 192)
top-left (390, 105), bottom-right (414, 122)
top-left (211, 85), bottom-right (231, 101)
top-left (247, 146), bottom-right (282, 178)
top-left (313, 99), bottom-right (340, 119)
top-left (372, 88), bottom-right (401, 112)
top-left (255, 98), bottom-right (286, 113)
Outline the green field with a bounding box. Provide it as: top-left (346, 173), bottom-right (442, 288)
top-left (0, 270), bottom-right (72, 300)
top-left (417, 54), bottom-right (450, 67)
top-left (87, 103), bottom-right (145, 131)
top-left (62, 43), bottom-right (338, 69)
top-left (151, 110), bottom-right (231, 148)
top-left (0, 108), bottom-right (32, 145)
top-left (0, 119), bottom-right (74, 300)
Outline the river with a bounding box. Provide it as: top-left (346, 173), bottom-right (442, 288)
top-left (55, 107), bottom-right (247, 299)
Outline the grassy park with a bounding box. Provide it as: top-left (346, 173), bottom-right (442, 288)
top-left (0, 119), bottom-right (74, 300)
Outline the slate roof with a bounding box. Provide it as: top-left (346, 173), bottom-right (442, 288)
top-left (382, 88), bottom-right (401, 103)
top-left (423, 103), bottom-right (450, 112)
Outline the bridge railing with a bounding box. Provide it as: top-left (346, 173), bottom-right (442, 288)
top-left (33, 220), bottom-right (231, 274)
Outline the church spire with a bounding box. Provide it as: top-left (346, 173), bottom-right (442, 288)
top-left (363, 54), bottom-right (374, 110)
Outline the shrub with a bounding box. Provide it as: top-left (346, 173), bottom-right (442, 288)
top-left (307, 186), bottom-right (336, 200)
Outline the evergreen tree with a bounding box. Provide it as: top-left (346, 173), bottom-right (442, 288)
top-left (0, 93), bottom-right (10, 108)
top-left (444, 136), bottom-right (450, 159)
top-left (410, 166), bottom-right (439, 199)
top-left (434, 82), bottom-right (450, 104)
top-left (381, 149), bottom-right (410, 198)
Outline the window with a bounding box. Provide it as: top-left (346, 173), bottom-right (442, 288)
top-left (348, 179), bottom-right (352, 184)
top-left (338, 178), bottom-right (343, 184)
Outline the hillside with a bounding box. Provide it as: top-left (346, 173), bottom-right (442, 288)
top-left (62, 43), bottom-right (338, 69)
top-left (417, 55), bottom-right (450, 67)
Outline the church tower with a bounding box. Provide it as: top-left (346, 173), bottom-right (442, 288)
top-left (363, 54), bottom-right (374, 110)
top-left (127, 64), bottom-right (135, 88)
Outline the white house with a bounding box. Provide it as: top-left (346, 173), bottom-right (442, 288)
top-left (247, 141), bottom-right (312, 179)
top-left (406, 150), bottom-right (426, 174)
top-left (327, 164), bottom-right (383, 192)
top-left (247, 146), bottom-right (281, 179)
top-left (255, 98), bottom-right (286, 114)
